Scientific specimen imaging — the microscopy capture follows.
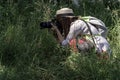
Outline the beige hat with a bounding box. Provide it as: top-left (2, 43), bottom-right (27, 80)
top-left (56, 8), bottom-right (74, 15)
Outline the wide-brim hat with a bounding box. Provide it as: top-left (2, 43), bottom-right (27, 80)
top-left (56, 8), bottom-right (74, 15)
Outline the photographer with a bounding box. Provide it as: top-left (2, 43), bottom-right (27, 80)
top-left (47, 8), bottom-right (111, 59)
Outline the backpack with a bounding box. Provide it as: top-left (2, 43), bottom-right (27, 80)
top-left (80, 16), bottom-right (108, 38)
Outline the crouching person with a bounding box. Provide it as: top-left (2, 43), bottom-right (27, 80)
top-left (51, 8), bottom-right (111, 59)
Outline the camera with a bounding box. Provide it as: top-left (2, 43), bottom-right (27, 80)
top-left (40, 21), bottom-right (52, 29)
top-left (40, 19), bottom-right (63, 34)
top-left (40, 19), bottom-right (58, 29)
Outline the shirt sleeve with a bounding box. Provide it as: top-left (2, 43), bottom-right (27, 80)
top-left (61, 20), bottom-right (85, 46)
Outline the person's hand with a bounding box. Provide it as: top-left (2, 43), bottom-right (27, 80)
top-left (51, 23), bottom-right (64, 43)
top-left (51, 23), bottom-right (58, 30)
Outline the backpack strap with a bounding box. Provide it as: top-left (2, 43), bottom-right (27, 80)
top-left (78, 17), bottom-right (98, 50)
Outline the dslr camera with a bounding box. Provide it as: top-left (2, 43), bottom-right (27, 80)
top-left (40, 19), bottom-right (59, 29)
top-left (40, 18), bottom-right (63, 34)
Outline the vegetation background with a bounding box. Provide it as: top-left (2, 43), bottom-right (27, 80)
top-left (0, 0), bottom-right (120, 80)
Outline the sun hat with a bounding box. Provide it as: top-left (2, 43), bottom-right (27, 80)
top-left (56, 8), bottom-right (74, 15)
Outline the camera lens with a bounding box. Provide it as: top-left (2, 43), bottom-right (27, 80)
top-left (40, 22), bottom-right (52, 29)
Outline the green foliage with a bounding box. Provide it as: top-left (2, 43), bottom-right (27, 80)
top-left (0, 0), bottom-right (120, 80)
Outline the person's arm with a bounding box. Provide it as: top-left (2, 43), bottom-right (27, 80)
top-left (51, 23), bottom-right (64, 43)
top-left (51, 20), bottom-right (83, 46)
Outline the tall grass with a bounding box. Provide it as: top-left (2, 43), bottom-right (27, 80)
top-left (0, 0), bottom-right (120, 80)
